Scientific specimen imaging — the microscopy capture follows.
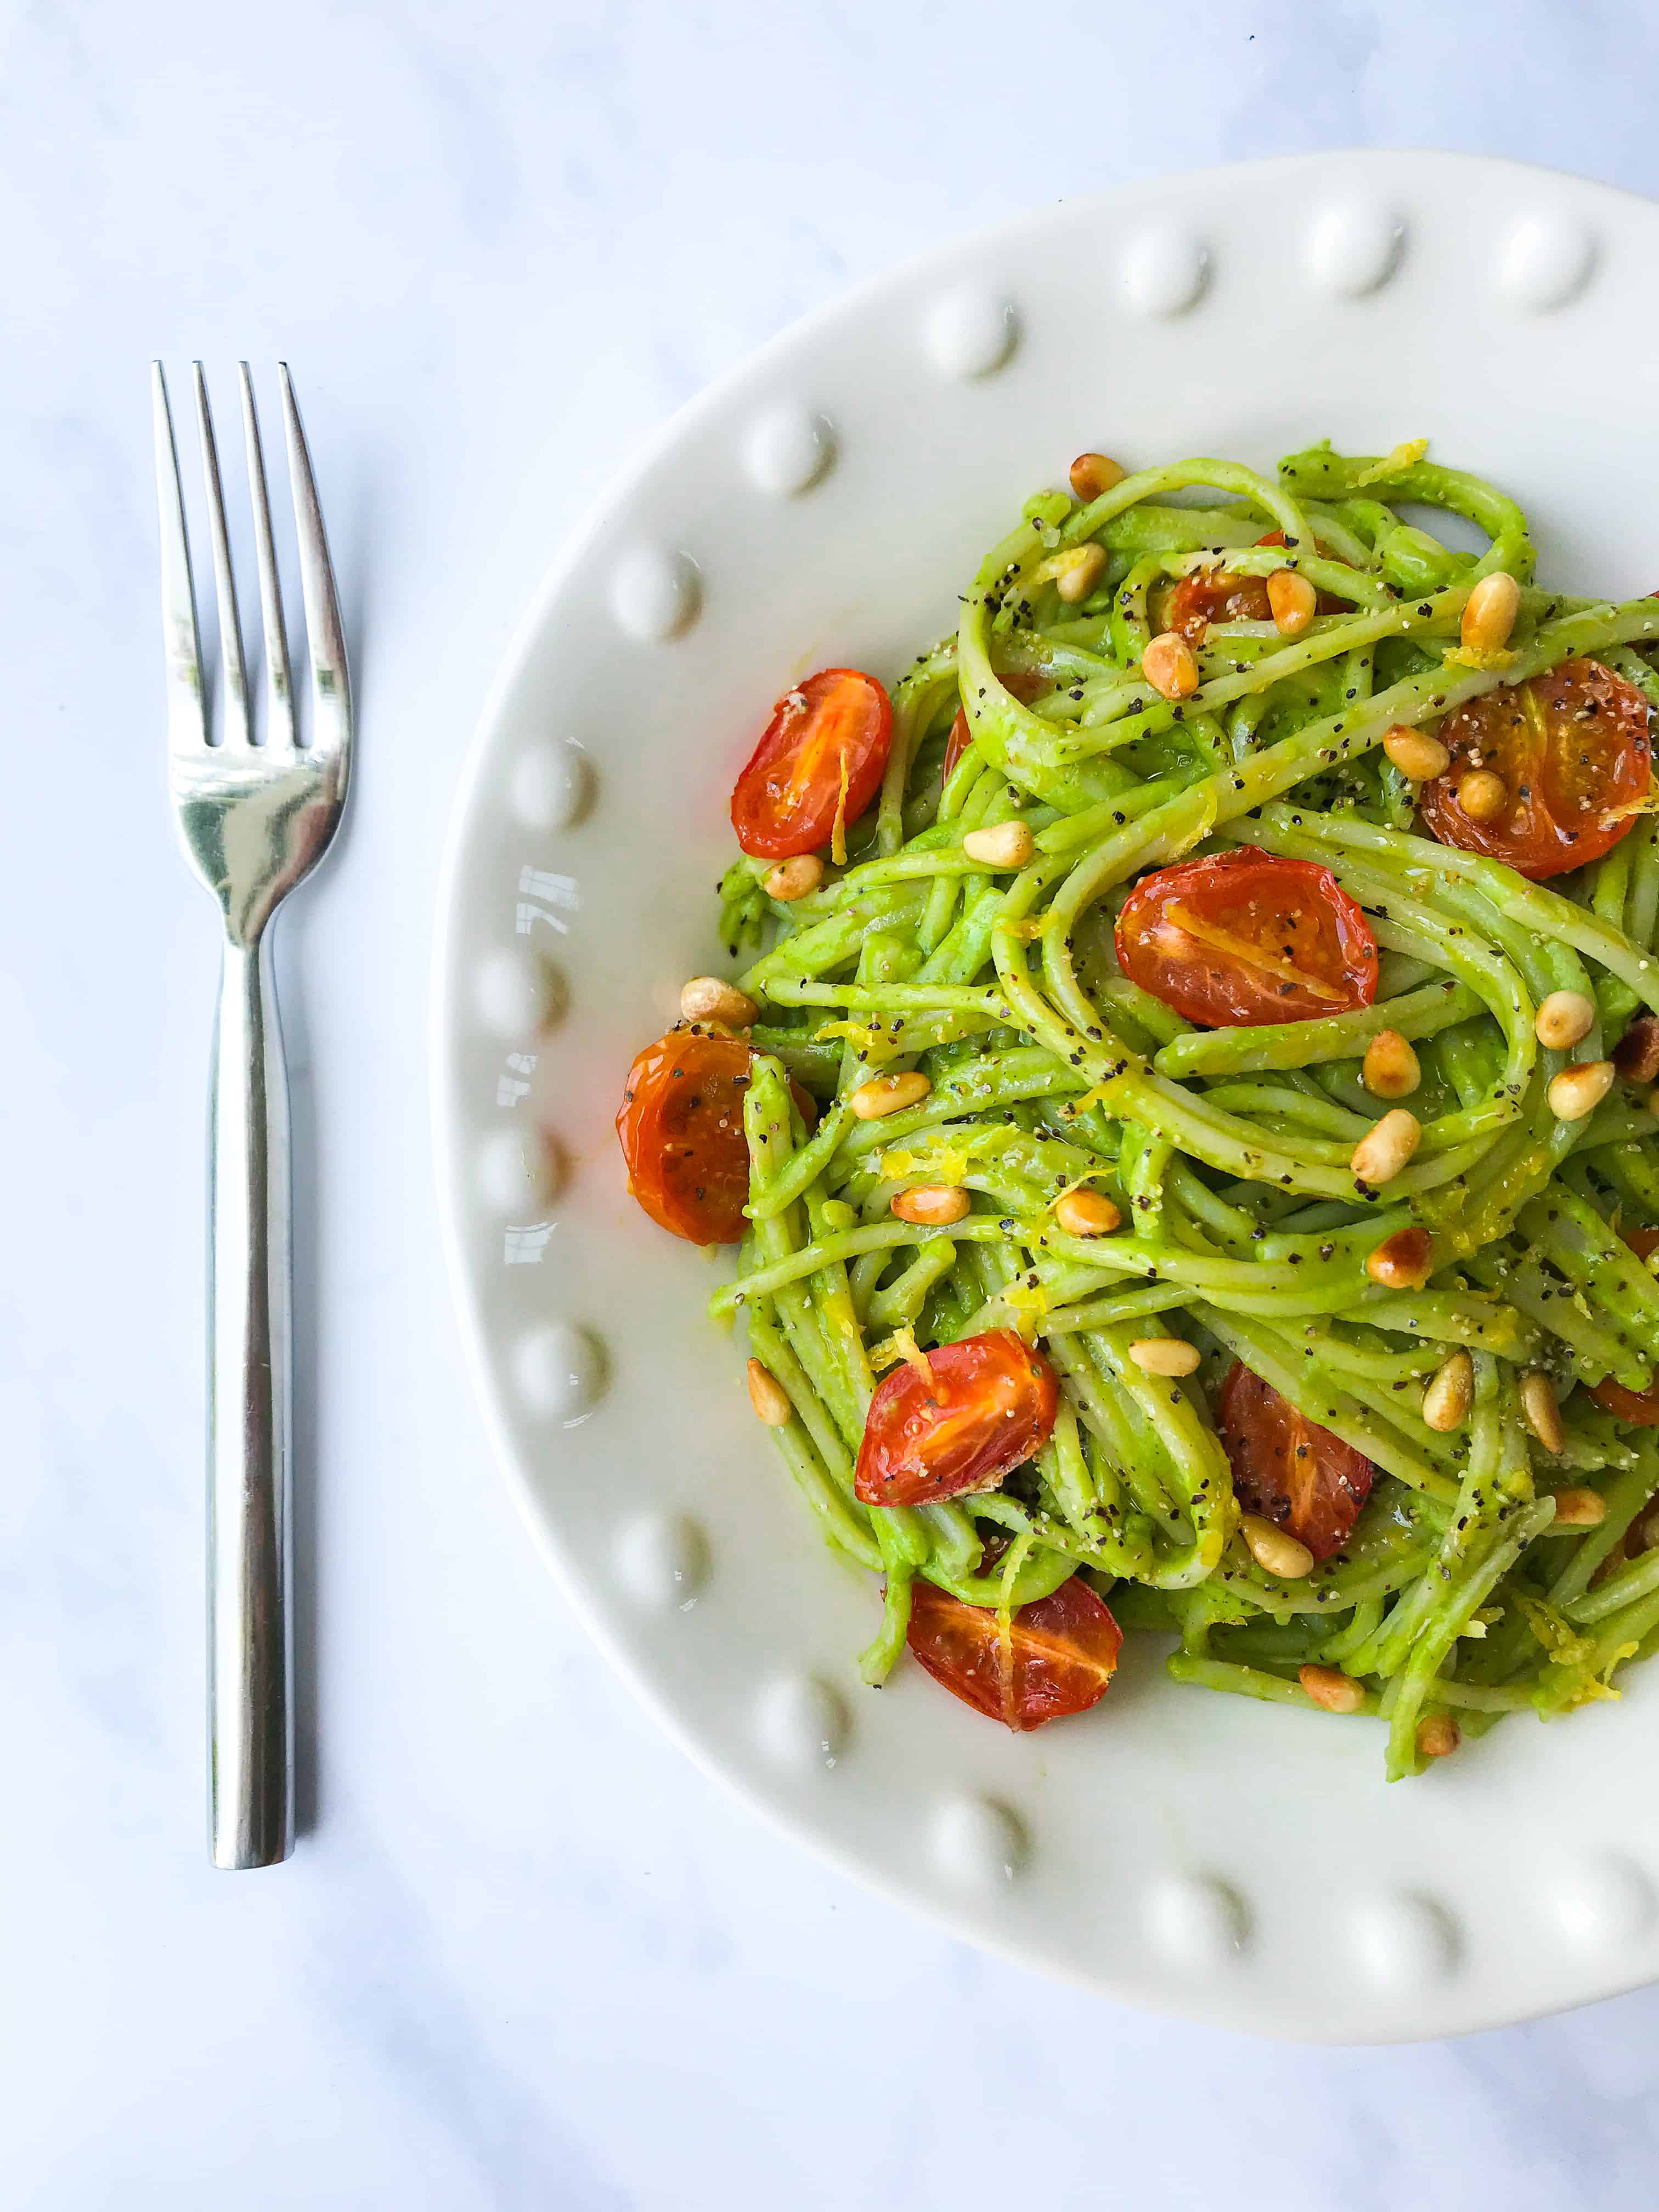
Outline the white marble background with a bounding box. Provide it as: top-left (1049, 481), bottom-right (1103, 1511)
top-left (9, 1), bottom-right (1659, 2204)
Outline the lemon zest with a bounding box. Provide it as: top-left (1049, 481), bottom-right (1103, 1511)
top-left (1350, 438), bottom-right (1429, 488)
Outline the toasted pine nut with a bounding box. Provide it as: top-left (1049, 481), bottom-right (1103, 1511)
top-left (1415, 1712), bottom-right (1460, 1760)
top-left (765, 854), bottom-right (823, 901)
top-left (1547, 1059), bottom-right (1615, 1122)
top-left (1461, 569), bottom-right (1520, 654)
top-left (1142, 630), bottom-right (1200, 701)
top-left (1298, 1663), bottom-right (1366, 1714)
top-left (848, 1071), bottom-right (931, 1120)
top-left (1521, 1370), bottom-right (1565, 1454)
top-left (1240, 1514), bottom-right (1314, 1580)
top-left (1127, 1336), bottom-right (1201, 1377)
top-left (1423, 1350), bottom-right (1474, 1434)
top-left (1070, 451), bottom-right (1127, 502)
top-left (746, 1358), bottom-right (792, 1427)
top-left (1551, 1485), bottom-right (1607, 1528)
top-left (1055, 1188), bottom-right (1122, 1238)
top-left (1534, 989), bottom-right (1597, 1052)
top-left (891, 1184), bottom-right (970, 1226)
top-left (963, 821), bottom-right (1035, 869)
top-left (1351, 1107), bottom-right (1421, 1187)
top-left (1455, 768), bottom-right (1509, 824)
top-left (1266, 568), bottom-right (1317, 638)
top-left (1381, 724), bottom-right (1451, 781)
top-left (1361, 1028), bottom-right (1421, 1099)
top-left (1052, 542), bottom-right (1107, 605)
top-left (1613, 1012), bottom-right (1659, 1083)
top-left (680, 975), bottom-right (757, 1028)
top-left (1365, 1224), bottom-right (1434, 1290)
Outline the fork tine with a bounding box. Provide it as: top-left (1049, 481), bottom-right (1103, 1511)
top-left (152, 363), bottom-right (207, 751)
top-left (278, 364), bottom-right (352, 758)
top-left (193, 363), bottom-right (251, 746)
top-left (238, 365), bottom-right (297, 751)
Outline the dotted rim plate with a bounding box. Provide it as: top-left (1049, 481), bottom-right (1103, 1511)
top-left (434, 151), bottom-right (1659, 2042)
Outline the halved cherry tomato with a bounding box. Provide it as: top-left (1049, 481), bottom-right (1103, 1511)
top-left (1114, 845), bottom-right (1379, 1028)
top-left (1161, 532), bottom-right (1341, 642)
top-left (943, 667), bottom-right (1049, 780)
top-left (1217, 1361), bottom-right (1375, 1561)
top-left (1592, 1224), bottom-right (1659, 1424)
top-left (906, 1573), bottom-right (1122, 1730)
top-left (1418, 658), bottom-right (1651, 881)
top-left (854, 1329), bottom-right (1059, 1507)
top-left (730, 667), bottom-right (893, 859)
top-left (616, 1029), bottom-right (811, 1245)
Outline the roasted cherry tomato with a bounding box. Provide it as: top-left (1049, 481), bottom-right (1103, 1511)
top-left (1418, 658), bottom-right (1651, 881)
top-left (616, 1029), bottom-right (811, 1246)
top-left (730, 667), bottom-right (892, 859)
top-left (1592, 1224), bottom-right (1659, 1425)
top-left (1114, 845), bottom-right (1379, 1028)
top-left (1164, 565), bottom-right (1272, 641)
top-left (854, 1329), bottom-right (1059, 1508)
top-left (1217, 1361), bottom-right (1375, 1561)
top-left (943, 668), bottom-right (1049, 780)
top-left (906, 1573), bottom-right (1122, 1730)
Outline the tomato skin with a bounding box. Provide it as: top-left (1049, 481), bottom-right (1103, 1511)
top-left (906, 1574), bottom-right (1122, 1730)
top-left (616, 1029), bottom-right (811, 1246)
top-left (730, 668), bottom-right (893, 859)
top-left (1217, 1362), bottom-right (1375, 1561)
top-left (1164, 565), bottom-right (1272, 641)
top-left (1114, 846), bottom-right (1379, 1028)
top-left (1592, 1224), bottom-right (1659, 1424)
top-left (1418, 658), bottom-right (1651, 881)
top-left (854, 1329), bottom-right (1059, 1508)
top-left (943, 668), bottom-right (1048, 780)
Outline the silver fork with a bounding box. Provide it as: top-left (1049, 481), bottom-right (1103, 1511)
top-left (153, 363), bottom-right (352, 1869)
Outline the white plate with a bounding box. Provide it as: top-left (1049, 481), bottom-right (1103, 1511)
top-left (434, 151), bottom-right (1659, 2041)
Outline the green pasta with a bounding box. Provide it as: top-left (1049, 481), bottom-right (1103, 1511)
top-left (701, 440), bottom-right (1659, 1775)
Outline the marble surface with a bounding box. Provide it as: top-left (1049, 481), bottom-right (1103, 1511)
top-left (10, 2), bottom-right (1659, 2204)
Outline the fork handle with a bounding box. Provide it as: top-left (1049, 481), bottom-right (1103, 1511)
top-left (207, 933), bottom-right (293, 1868)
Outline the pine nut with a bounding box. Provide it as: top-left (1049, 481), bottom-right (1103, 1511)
top-left (1613, 1012), bottom-right (1659, 1083)
top-left (765, 854), bottom-right (823, 901)
top-left (1461, 569), bottom-right (1520, 654)
top-left (1266, 568), bottom-right (1317, 638)
top-left (1127, 1336), bottom-right (1201, 1377)
top-left (680, 975), bottom-right (757, 1028)
top-left (962, 821), bottom-right (1035, 869)
top-left (746, 1358), bottom-right (793, 1427)
top-left (1381, 724), bottom-right (1451, 781)
top-left (848, 1071), bottom-right (931, 1120)
top-left (1521, 1371), bottom-right (1565, 1454)
top-left (1298, 1663), bottom-right (1366, 1714)
top-left (1055, 1188), bottom-right (1122, 1237)
top-left (1551, 1486), bottom-right (1607, 1528)
top-left (1142, 630), bottom-right (1200, 701)
top-left (1052, 542), bottom-right (1107, 605)
top-left (1455, 768), bottom-right (1509, 824)
top-left (1415, 1713), bottom-right (1461, 1759)
top-left (1069, 452), bottom-right (1127, 502)
top-left (891, 1184), bottom-right (970, 1226)
top-left (1351, 1107), bottom-right (1421, 1187)
top-left (1240, 1514), bottom-right (1314, 1579)
top-left (1365, 1224), bottom-right (1434, 1290)
top-left (1547, 1059), bottom-right (1615, 1122)
top-left (1534, 989), bottom-right (1597, 1052)
top-left (1422, 1350), bottom-right (1474, 1433)
top-left (1361, 1028), bottom-right (1421, 1099)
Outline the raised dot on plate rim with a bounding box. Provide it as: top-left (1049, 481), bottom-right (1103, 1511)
top-left (512, 1322), bottom-right (606, 1425)
top-left (477, 1125), bottom-right (532, 1210)
top-left (1350, 1891), bottom-right (1461, 1987)
top-left (615, 1510), bottom-right (710, 1609)
top-left (1145, 1871), bottom-right (1249, 1967)
top-left (932, 1794), bottom-right (1028, 1886)
top-left (610, 545), bottom-right (702, 642)
top-left (924, 288), bottom-right (1018, 380)
top-left (1497, 213), bottom-right (1596, 312)
top-left (1550, 1854), bottom-right (1658, 1946)
top-left (475, 947), bottom-right (542, 1039)
top-left (1306, 201), bottom-right (1404, 297)
top-left (509, 740), bottom-right (592, 831)
top-left (1120, 224), bottom-right (1209, 318)
top-left (742, 405), bottom-right (835, 496)
top-left (756, 1674), bottom-right (849, 1770)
